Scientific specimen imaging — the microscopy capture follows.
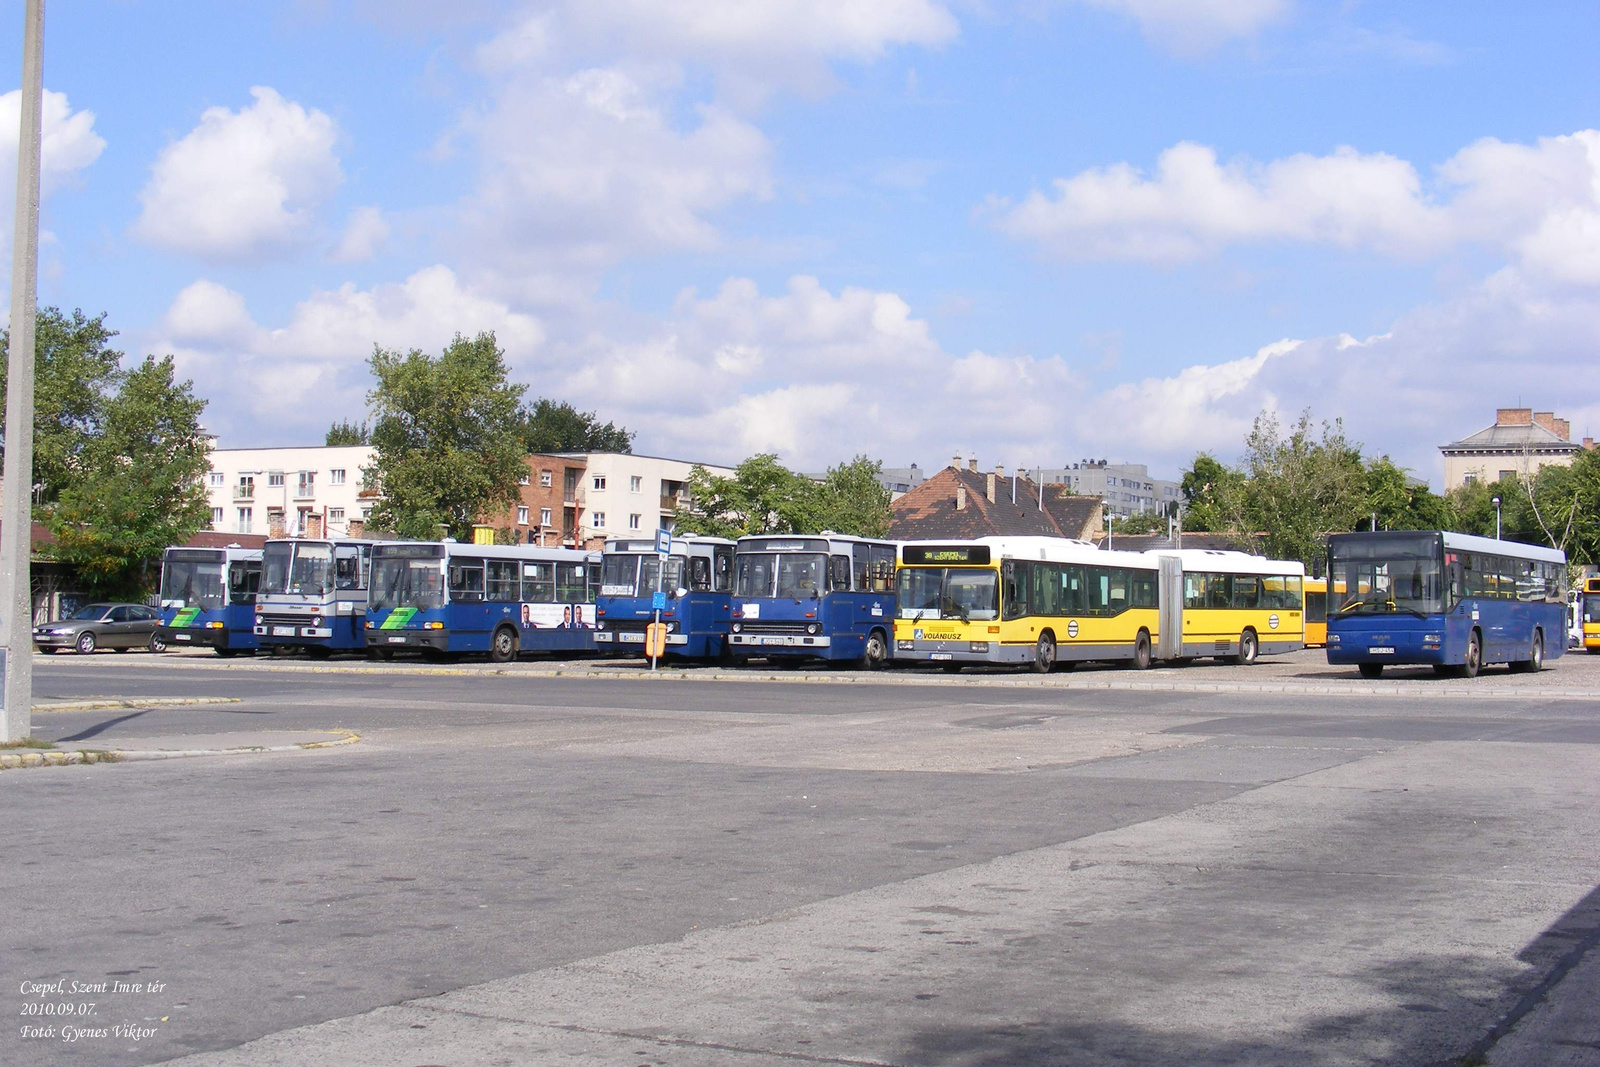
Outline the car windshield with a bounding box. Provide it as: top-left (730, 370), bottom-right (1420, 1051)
top-left (369, 554), bottom-right (446, 611)
top-left (160, 559), bottom-right (226, 609)
top-left (68, 604), bottom-right (112, 620)
top-left (896, 567), bottom-right (998, 621)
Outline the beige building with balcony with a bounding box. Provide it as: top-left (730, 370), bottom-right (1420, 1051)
top-left (204, 445), bottom-right (377, 537)
top-left (1440, 408), bottom-right (1592, 490)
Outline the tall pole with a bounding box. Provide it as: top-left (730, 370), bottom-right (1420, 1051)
top-left (0, 0), bottom-right (43, 743)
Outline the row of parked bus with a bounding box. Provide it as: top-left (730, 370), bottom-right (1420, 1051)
top-left (155, 529), bottom-right (1582, 678)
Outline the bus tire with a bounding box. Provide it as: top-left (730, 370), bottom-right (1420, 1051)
top-left (1032, 632), bottom-right (1056, 674)
top-left (1358, 663), bottom-right (1383, 679)
top-left (1510, 629), bottom-right (1543, 673)
top-left (1235, 629), bottom-right (1259, 666)
top-left (489, 625), bottom-right (519, 663)
top-left (379, 648), bottom-right (395, 661)
top-left (1131, 630), bottom-right (1153, 670)
top-left (215, 647), bottom-right (240, 658)
top-left (859, 629), bottom-right (889, 671)
top-left (148, 632), bottom-right (168, 654)
top-left (1462, 630), bottom-right (1482, 678)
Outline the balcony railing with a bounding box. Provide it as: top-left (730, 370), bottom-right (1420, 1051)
top-left (233, 486), bottom-right (254, 501)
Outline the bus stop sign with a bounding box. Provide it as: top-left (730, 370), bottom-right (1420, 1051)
top-left (655, 529), bottom-right (671, 554)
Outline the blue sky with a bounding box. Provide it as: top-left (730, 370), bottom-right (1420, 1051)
top-left (4, 0), bottom-right (1598, 485)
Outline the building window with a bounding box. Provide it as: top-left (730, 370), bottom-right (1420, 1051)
top-left (236, 475), bottom-right (254, 499)
top-left (540, 507), bottom-right (552, 526)
top-left (268, 472), bottom-right (285, 487)
top-left (210, 507), bottom-right (223, 528)
top-left (330, 469), bottom-right (346, 485)
top-left (628, 513), bottom-right (642, 530)
top-left (329, 508), bottom-right (345, 522)
top-left (361, 507), bottom-right (373, 520)
top-left (629, 475), bottom-right (642, 493)
top-left (297, 471), bottom-right (315, 496)
top-left (540, 470), bottom-right (553, 488)
top-left (1462, 471), bottom-right (1478, 484)
top-left (1498, 470), bottom-right (1516, 481)
top-left (517, 505), bottom-right (530, 525)
top-left (592, 511), bottom-right (606, 528)
top-left (208, 471), bottom-right (224, 488)
top-left (237, 507), bottom-right (252, 532)
top-left (519, 471), bottom-right (530, 485)
top-left (592, 475), bottom-right (607, 491)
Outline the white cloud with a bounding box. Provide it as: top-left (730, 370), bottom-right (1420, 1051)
top-left (156, 266), bottom-right (543, 443)
top-left (990, 129), bottom-right (1600, 277)
top-left (330, 205), bottom-right (390, 262)
top-left (134, 87), bottom-right (342, 261)
top-left (0, 88), bottom-right (106, 196)
top-left (1079, 0), bottom-right (1288, 52)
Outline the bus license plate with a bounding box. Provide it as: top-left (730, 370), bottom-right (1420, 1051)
top-left (174, 633), bottom-right (191, 641)
top-left (618, 632), bottom-right (644, 643)
top-left (387, 636), bottom-right (406, 643)
top-left (1367, 646), bottom-right (1394, 654)
top-left (930, 652), bottom-right (952, 660)
top-left (272, 626), bottom-right (296, 636)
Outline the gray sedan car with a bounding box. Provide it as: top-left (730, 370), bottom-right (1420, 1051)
top-left (33, 603), bottom-right (165, 654)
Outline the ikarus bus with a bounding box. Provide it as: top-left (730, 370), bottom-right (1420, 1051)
top-left (156, 545), bottom-right (263, 655)
top-left (894, 537), bottom-right (1161, 672)
top-left (1149, 549), bottom-right (1306, 664)
top-left (727, 534), bottom-right (897, 667)
top-left (364, 541), bottom-right (601, 661)
top-left (593, 535), bottom-right (735, 658)
top-left (254, 538), bottom-right (376, 656)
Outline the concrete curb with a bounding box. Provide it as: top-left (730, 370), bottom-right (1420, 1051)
top-left (0, 730), bottom-right (360, 771)
top-left (32, 696), bottom-right (244, 713)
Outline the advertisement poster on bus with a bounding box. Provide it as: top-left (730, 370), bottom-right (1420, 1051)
top-left (519, 603), bottom-right (595, 629)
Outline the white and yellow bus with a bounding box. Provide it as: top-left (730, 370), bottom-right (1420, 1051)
top-left (894, 537), bottom-right (1161, 672)
top-left (1150, 549), bottom-right (1305, 664)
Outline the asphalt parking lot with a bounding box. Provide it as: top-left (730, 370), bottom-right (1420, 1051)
top-left (5, 649), bottom-right (1598, 1066)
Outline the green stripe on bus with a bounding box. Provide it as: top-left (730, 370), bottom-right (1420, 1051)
top-left (379, 608), bottom-right (417, 630)
top-left (174, 607), bottom-right (201, 628)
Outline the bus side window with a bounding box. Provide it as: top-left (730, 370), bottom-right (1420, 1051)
top-left (1232, 576), bottom-right (1259, 610)
top-left (486, 560), bottom-right (520, 602)
top-left (449, 560), bottom-right (485, 602)
top-left (1133, 571), bottom-right (1158, 610)
top-left (870, 545), bottom-right (895, 593)
top-left (557, 563), bottom-right (588, 603)
top-left (1003, 561), bottom-right (1030, 620)
top-left (1183, 573), bottom-right (1206, 610)
top-left (523, 563), bottom-right (555, 603)
top-left (1032, 562), bottom-right (1060, 616)
top-left (714, 547), bottom-right (733, 592)
top-left (1061, 565), bottom-right (1085, 615)
top-left (830, 555), bottom-right (853, 592)
top-left (852, 544), bottom-right (870, 591)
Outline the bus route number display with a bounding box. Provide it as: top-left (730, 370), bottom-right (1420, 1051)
top-left (904, 546), bottom-right (991, 565)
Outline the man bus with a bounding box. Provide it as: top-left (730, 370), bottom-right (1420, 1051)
top-left (1326, 530), bottom-right (1567, 678)
top-left (727, 534), bottom-right (896, 668)
top-left (254, 538), bottom-right (376, 657)
top-left (156, 545), bottom-right (263, 656)
top-left (364, 540), bottom-right (600, 661)
top-left (593, 535), bottom-right (735, 659)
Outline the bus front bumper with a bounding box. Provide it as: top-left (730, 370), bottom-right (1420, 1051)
top-left (1325, 630), bottom-right (1447, 665)
top-left (257, 625), bottom-right (334, 640)
top-left (366, 630), bottom-right (450, 651)
top-left (159, 626), bottom-right (228, 649)
top-left (894, 638), bottom-right (1031, 664)
top-left (729, 633), bottom-right (831, 650)
top-left (594, 631), bottom-right (689, 647)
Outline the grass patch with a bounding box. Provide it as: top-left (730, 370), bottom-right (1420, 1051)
top-left (0, 737), bottom-right (56, 749)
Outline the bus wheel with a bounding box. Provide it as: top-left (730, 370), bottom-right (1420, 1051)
top-left (1131, 630), bottom-right (1153, 670)
top-left (215, 647), bottom-right (240, 658)
top-left (1032, 633), bottom-right (1056, 674)
top-left (1462, 630), bottom-right (1482, 678)
top-left (148, 632), bottom-right (168, 654)
top-left (379, 648), bottom-right (395, 661)
top-left (859, 630), bottom-right (888, 671)
top-left (1358, 663), bottom-right (1383, 679)
top-left (489, 626), bottom-right (518, 663)
top-left (1510, 630), bottom-right (1544, 674)
top-left (1234, 630), bottom-right (1259, 666)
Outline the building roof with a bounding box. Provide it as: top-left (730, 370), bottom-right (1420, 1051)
top-left (1440, 422), bottom-right (1581, 454)
top-left (890, 467), bottom-right (1103, 541)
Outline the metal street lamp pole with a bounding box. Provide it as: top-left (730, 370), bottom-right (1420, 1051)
top-left (1492, 495), bottom-right (1502, 540)
top-left (0, 0), bottom-right (44, 743)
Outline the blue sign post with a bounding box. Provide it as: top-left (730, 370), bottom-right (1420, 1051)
top-left (650, 530), bottom-right (672, 671)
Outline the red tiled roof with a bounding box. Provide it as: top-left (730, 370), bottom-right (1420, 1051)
top-left (890, 468), bottom-right (1103, 541)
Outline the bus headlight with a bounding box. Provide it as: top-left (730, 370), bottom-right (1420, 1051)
top-left (969, 641), bottom-right (989, 653)
top-left (806, 623), bottom-right (819, 635)
top-left (255, 615), bottom-right (263, 626)
top-left (311, 616), bottom-right (323, 627)
top-left (597, 620), bottom-right (606, 631)
top-left (731, 622), bottom-right (742, 633)
top-left (428, 621), bottom-right (444, 630)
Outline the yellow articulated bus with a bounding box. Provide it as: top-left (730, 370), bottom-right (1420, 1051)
top-left (894, 537), bottom-right (1161, 673)
top-left (1150, 549), bottom-right (1305, 664)
top-left (1583, 577), bottom-right (1600, 654)
top-left (1302, 576), bottom-right (1327, 647)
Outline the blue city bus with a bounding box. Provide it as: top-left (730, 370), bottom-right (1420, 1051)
top-left (156, 545), bottom-right (263, 656)
top-left (726, 534), bottom-right (897, 668)
top-left (364, 541), bottom-right (601, 661)
top-left (254, 538), bottom-right (377, 656)
top-left (1326, 530), bottom-right (1568, 678)
top-left (593, 535), bottom-right (736, 659)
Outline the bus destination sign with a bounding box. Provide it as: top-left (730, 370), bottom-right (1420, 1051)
top-left (903, 545), bottom-right (990, 565)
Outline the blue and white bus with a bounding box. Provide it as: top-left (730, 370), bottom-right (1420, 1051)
top-left (156, 545), bottom-right (263, 656)
top-left (1326, 531), bottom-right (1568, 678)
top-left (593, 535), bottom-right (736, 659)
top-left (253, 538), bottom-right (377, 657)
top-left (727, 534), bottom-right (897, 668)
top-left (364, 541), bottom-right (601, 661)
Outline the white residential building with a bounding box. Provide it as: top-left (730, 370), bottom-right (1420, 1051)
top-left (566, 452), bottom-right (736, 546)
top-left (205, 445), bottom-right (376, 537)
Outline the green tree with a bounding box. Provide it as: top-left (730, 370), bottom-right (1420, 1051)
top-left (0, 307), bottom-right (123, 506)
top-left (1562, 448), bottom-right (1600, 565)
top-left (1363, 457), bottom-right (1453, 532)
top-left (1179, 452), bottom-right (1244, 532)
top-left (363, 332), bottom-right (529, 540)
top-left (1238, 409), bottom-right (1365, 567)
top-left (1110, 509), bottom-right (1170, 535)
top-left (519, 399), bottom-right (634, 454)
top-left (44, 356), bottom-right (212, 594)
top-left (325, 419), bottom-right (370, 446)
top-left (815, 455), bottom-right (892, 537)
top-left (673, 454), bottom-right (822, 538)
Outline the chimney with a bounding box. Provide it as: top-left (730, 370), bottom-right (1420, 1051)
top-left (968, 457), bottom-right (978, 472)
top-left (347, 518), bottom-right (365, 538)
top-left (956, 485), bottom-right (967, 511)
top-left (986, 472), bottom-right (996, 503)
top-left (995, 463), bottom-right (1004, 479)
top-left (952, 453), bottom-right (962, 470)
top-left (1497, 408), bottom-right (1533, 427)
top-left (306, 513), bottom-right (324, 539)
top-left (1584, 437), bottom-right (1595, 450)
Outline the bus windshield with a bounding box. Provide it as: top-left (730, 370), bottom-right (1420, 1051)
top-left (1330, 554), bottom-right (1444, 616)
top-left (600, 554), bottom-right (687, 597)
top-left (160, 559), bottom-right (225, 609)
top-left (896, 567), bottom-right (999, 621)
top-left (369, 554), bottom-right (446, 610)
top-left (734, 552), bottom-right (827, 599)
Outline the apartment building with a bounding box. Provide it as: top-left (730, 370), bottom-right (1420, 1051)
top-left (1440, 408), bottom-right (1592, 490)
top-left (205, 445), bottom-right (376, 537)
top-left (1028, 460), bottom-right (1183, 520)
top-left (493, 452), bottom-right (737, 548)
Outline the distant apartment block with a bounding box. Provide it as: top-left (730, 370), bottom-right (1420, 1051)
top-left (1440, 408), bottom-right (1593, 490)
top-left (1030, 460), bottom-right (1183, 521)
top-left (204, 445), bottom-right (376, 538)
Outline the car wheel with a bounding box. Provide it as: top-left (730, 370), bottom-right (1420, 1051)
top-left (148, 632), bottom-right (168, 653)
top-left (1031, 632), bottom-right (1056, 674)
top-left (76, 631), bottom-right (97, 655)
